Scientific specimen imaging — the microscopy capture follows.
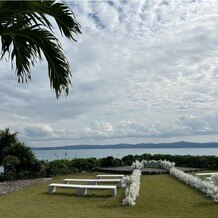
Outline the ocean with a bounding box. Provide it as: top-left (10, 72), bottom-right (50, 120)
top-left (34, 147), bottom-right (218, 161)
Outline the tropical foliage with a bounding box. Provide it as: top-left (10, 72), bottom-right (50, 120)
top-left (2, 142), bottom-right (37, 172)
top-left (0, 128), bottom-right (39, 181)
top-left (0, 128), bottom-right (18, 165)
top-left (2, 155), bottom-right (20, 173)
top-left (0, 0), bottom-right (81, 97)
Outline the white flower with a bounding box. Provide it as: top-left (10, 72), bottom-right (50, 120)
top-left (142, 159), bottom-right (175, 170)
top-left (123, 176), bottom-right (133, 187)
top-left (122, 161), bottom-right (142, 206)
top-left (131, 160), bottom-right (143, 169)
top-left (170, 167), bottom-right (218, 202)
top-left (122, 197), bottom-right (135, 206)
top-left (211, 174), bottom-right (218, 186)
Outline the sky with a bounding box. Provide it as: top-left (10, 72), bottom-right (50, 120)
top-left (0, 0), bottom-right (218, 147)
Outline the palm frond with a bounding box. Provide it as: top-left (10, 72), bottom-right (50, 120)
top-left (49, 2), bottom-right (82, 40)
top-left (4, 26), bottom-right (71, 97)
top-left (0, 0), bottom-right (82, 97)
top-left (0, 0), bottom-right (81, 39)
top-left (1, 34), bottom-right (13, 59)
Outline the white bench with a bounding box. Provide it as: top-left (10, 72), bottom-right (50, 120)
top-left (96, 174), bottom-right (125, 179)
top-left (63, 178), bottom-right (123, 188)
top-left (195, 172), bottom-right (218, 178)
top-left (48, 183), bottom-right (117, 197)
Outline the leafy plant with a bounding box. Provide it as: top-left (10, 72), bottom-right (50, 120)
top-left (3, 142), bottom-right (37, 172)
top-left (0, 128), bottom-right (18, 164)
top-left (2, 155), bottom-right (20, 173)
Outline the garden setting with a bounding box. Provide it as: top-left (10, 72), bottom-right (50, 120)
top-left (1, 1), bottom-right (218, 217)
top-left (1, 129), bottom-right (218, 217)
top-left (1, 172), bottom-right (218, 218)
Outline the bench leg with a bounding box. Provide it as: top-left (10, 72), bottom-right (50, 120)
top-left (63, 181), bottom-right (70, 184)
top-left (118, 180), bottom-right (123, 188)
top-left (48, 186), bottom-right (56, 194)
top-left (77, 188), bottom-right (87, 196)
top-left (111, 188), bottom-right (117, 197)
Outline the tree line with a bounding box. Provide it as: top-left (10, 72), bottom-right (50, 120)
top-left (0, 128), bottom-right (217, 181)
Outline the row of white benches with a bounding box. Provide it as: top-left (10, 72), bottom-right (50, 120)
top-left (195, 172), bottom-right (218, 183)
top-left (48, 174), bottom-right (125, 197)
top-left (195, 172), bottom-right (217, 178)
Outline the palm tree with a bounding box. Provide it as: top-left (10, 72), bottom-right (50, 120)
top-left (3, 142), bottom-right (37, 172)
top-left (0, 128), bottom-right (18, 164)
top-left (0, 0), bottom-right (81, 98)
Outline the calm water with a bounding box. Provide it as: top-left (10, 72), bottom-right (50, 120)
top-left (34, 148), bottom-right (218, 161)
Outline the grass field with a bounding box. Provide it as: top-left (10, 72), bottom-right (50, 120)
top-left (0, 173), bottom-right (218, 218)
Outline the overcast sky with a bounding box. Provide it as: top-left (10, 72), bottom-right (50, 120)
top-left (0, 0), bottom-right (218, 147)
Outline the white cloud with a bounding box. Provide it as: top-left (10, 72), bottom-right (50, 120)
top-left (0, 0), bottom-right (217, 146)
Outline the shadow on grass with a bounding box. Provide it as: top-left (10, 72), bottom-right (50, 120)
top-left (42, 191), bottom-right (112, 198)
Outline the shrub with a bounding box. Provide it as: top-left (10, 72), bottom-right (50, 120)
top-left (2, 155), bottom-right (20, 173)
top-left (46, 159), bottom-right (72, 176)
top-left (45, 158), bottom-right (101, 176)
top-left (100, 156), bottom-right (123, 167)
top-left (1, 172), bottom-right (17, 181)
top-left (122, 155), bottom-right (135, 165)
top-left (129, 153), bottom-right (218, 169)
top-left (2, 142), bottom-right (37, 172)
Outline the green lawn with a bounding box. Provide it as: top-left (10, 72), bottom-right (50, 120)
top-left (0, 173), bottom-right (218, 218)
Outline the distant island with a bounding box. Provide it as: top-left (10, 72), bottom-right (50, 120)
top-left (32, 141), bottom-right (218, 150)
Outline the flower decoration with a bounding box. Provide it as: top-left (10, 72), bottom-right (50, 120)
top-left (123, 161), bottom-right (142, 206)
top-left (211, 174), bottom-right (218, 186)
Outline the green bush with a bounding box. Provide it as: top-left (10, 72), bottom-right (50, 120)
top-left (3, 142), bottom-right (37, 172)
top-left (0, 128), bottom-right (39, 181)
top-left (70, 158), bottom-right (100, 172)
top-left (121, 155), bottom-right (134, 165)
top-left (46, 159), bottom-right (72, 176)
top-left (100, 156), bottom-right (123, 167)
top-left (120, 153), bottom-right (218, 169)
top-left (2, 155), bottom-right (20, 173)
top-left (44, 158), bottom-right (101, 177)
top-left (1, 171), bottom-right (17, 181)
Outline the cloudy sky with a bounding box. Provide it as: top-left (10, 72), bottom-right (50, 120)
top-left (0, 0), bottom-right (218, 147)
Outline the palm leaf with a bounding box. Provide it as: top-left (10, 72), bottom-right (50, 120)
top-left (2, 25), bottom-right (71, 97)
top-left (0, 0), bottom-right (81, 40)
top-left (0, 0), bottom-right (82, 97)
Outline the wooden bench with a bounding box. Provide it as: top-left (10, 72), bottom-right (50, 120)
top-left (96, 174), bottom-right (125, 179)
top-left (63, 178), bottom-right (123, 188)
top-left (48, 183), bottom-right (117, 197)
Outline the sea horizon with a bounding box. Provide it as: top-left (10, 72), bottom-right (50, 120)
top-left (31, 141), bottom-right (218, 150)
top-left (34, 147), bottom-right (218, 161)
